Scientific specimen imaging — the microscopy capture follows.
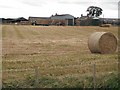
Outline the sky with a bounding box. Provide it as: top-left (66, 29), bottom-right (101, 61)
top-left (0, 0), bottom-right (119, 19)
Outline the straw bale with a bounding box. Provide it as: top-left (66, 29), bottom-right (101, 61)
top-left (88, 32), bottom-right (117, 54)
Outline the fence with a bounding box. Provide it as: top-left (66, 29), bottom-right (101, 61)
top-left (2, 60), bottom-right (119, 88)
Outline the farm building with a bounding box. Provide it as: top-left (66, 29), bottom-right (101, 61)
top-left (12, 17), bottom-right (28, 25)
top-left (28, 17), bottom-right (50, 26)
top-left (2, 18), bottom-right (14, 24)
top-left (13, 17), bottom-right (28, 23)
top-left (79, 16), bottom-right (100, 26)
top-left (78, 16), bottom-right (119, 26)
top-left (50, 14), bottom-right (75, 26)
top-left (99, 18), bottom-right (119, 26)
top-left (74, 17), bottom-right (81, 26)
top-left (1, 17), bottom-right (28, 25)
top-left (1, 14), bottom-right (119, 26)
top-left (50, 19), bottom-right (66, 26)
top-left (28, 14), bottom-right (75, 26)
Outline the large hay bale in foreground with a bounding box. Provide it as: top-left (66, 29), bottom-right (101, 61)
top-left (88, 32), bottom-right (117, 54)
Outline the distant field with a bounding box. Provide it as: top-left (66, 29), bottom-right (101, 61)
top-left (2, 25), bottom-right (118, 88)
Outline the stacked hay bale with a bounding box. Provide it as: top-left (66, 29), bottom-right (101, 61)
top-left (88, 32), bottom-right (117, 54)
top-left (99, 24), bottom-right (111, 27)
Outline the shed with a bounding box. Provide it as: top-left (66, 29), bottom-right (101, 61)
top-left (28, 17), bottom-right (50, 26)
top-left (50, 14), bottom-right (75, 26)
top-left (80, 16), bottom-right (100, 26)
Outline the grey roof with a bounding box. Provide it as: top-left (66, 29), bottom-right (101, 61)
top-left (54, 14), bottom-right (74, 17)
top-left (50, 14), bottom-right (75, 20)
top-left (29, 16), bottom-right (50, 19)
top-left (79, 16), bottom-right (89, 20)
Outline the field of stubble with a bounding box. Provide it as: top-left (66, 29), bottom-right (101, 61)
top-left (2, 25), bottom-right (118, 88)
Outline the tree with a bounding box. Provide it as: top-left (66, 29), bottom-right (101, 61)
top-left (87, 6), bottom-right (103, 18)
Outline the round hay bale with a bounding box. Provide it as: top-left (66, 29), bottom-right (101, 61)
top-left (88, 32), bottom-right (117, 54)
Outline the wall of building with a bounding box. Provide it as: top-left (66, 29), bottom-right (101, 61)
top-left (51, 14), bottom-right (75, 26)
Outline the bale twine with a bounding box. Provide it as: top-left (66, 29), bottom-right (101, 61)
top-left (88, 32), bottom-right (117, 54)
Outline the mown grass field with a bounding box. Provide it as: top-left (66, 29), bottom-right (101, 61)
top-left (2, 25), bottom-right (118, 88)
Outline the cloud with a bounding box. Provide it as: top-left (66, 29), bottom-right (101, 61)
top-left (59, 1), bottom-right (94, 5)
top-left (0, 0), bottom-right (118, 18)
top-left (58, 1), bottom-right (118, 11)
top-left (22, 0), bottom-right (46, 7)
top-left (101, 2), bottom-right (118, 10)
top-left (58, 0), bottom-right (119, 3)
top-left (58, 0), bottom-right (119, 7)
top-left (0, 5), bottom-right (14, 8)
top-left (58, 0), bottom-right (91, 5)
top-left (0, 0), bottom-right (24, 9)
top-left (21, 0), bottom-right (59, 7)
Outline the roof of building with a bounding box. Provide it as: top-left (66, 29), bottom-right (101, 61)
top-left (79, 16), bottom-right (89, 20)
top-left (15, 17), bottom-right (28, 21)
top-left (29, 17), bottom-right (50, 19)
top-left (52, 14), bottom-right (74, 17)
top-left (1, 17), bottom-right (28, 21)
top-left (50, 14), bottom-right (75, 20)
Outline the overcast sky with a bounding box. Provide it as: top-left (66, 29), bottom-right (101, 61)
top-left (0, 0), bottom-right (119, 19)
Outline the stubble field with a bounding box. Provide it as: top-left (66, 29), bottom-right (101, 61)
top-left (2, 25), bottom-right (118, 88)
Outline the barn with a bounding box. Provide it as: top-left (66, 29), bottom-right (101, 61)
top-left (100, 18), bottom-right (119, 26)
top-left (79, 16), bottom-right (100, 26)
top-left (28, 17), bottom-right (50, 26)
top-left (1, 17), bottom-right (28, 25)
top-left (50, 14), bottom-right (75, 26)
